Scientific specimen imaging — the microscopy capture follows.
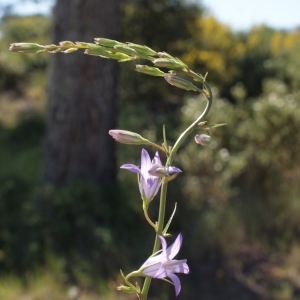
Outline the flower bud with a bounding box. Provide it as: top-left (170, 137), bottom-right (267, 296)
top-left (164, 76), bottom-right (200, 92)
top-left (109, 130), bottom-right (149, 145)
top-left (153, 58), bottom-right (185, 69)
top-left (114, 45), bottom-right (138, 56)
top-left (94, 38), bottom-right (122, 47)
top-left (85, 47), bottom-right (111, 56)
top-left (194, 134), bottom-right (211, 146)
top-left (136, 65), bottom-right (171, 77)
top-left (9, 43), bottom-right (45, 53)
top-left (127, 43), bottom-right (157, 56)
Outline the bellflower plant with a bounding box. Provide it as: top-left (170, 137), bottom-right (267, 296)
top-left (10, 37), bottom-right (226, 299)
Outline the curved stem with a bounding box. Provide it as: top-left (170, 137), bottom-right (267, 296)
top-left (125, 271), bottom-right (142, 290)
top-left (167, 80), bottom-right (213, 167)
top-left (148, 141), bottom-right (167, 153)
top-left (143, 205), bottom-right (157, 230)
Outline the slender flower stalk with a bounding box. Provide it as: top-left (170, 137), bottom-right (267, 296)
top-left (10, 37), bottom-right (218, 300)
top-left (141, 78), bottom-right (213, 300)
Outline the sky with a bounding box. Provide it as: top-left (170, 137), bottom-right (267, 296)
top-left (1, 0), bottom-right (300, 32)
top-left (201, 0), bottom-right (300, 31)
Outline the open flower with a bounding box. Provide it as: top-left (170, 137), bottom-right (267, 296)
top-left (120, 149), bottom-right (181, 203)
top-left (140, 234), bottom-right (189, 296)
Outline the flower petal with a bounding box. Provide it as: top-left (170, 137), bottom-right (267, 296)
top-left (145, 177), bottom-right (161, 199)
top-left (159, 235), bottom-right (167, 253)
top-left (140, 149), bottom-right (152, 178)
top-left (153, 264), bottom-right (168, 279)
top-left (120, 164), bottom-right (141, 175)
top-left (152, 151), bottom-right (162, 166)
top-left (142, 262), bottom-right (163, 277)
top-left (166, 234), bottom-right (183, 260)
top-left (141, 254), bottom-right (161, 268)
top-left (165, 259), bottom-right (189, 274)
top-left (167, 272), bottom-right (181, 296)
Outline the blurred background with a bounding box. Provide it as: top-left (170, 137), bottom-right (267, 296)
top-left (0, 0), bottom-right (300, 299)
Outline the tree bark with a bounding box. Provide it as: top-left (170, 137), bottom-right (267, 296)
top-left (44, 0), bottom-right (119, 185)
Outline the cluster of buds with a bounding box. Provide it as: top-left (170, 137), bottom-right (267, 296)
top-left (10, 38), bottom-right (212, 101)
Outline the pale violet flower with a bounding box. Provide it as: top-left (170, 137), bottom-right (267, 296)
top-left (140, 233), bottom-right (189, 296)
top-left (121, 149), bottom-right (181, 202)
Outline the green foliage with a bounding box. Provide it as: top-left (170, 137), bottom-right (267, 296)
top-left (0, 116), bottom-right (45, 272)
top-left (121, 0), bottom-right (203, 54)
top-left (176, 77), bottom-right (300, 271)
top-left (0, 15), bottom-right (50, 92)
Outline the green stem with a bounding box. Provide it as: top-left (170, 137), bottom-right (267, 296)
top-left (167, 80), bottom-right (213, 166)
top-left (148, 141), bottom-right (167, 153)
top-left (140, 80), bottom-right (213, 300)
top-left (143, 205), bottom-right (157, 230)
top-left (140, 179), bottom-right (168, 300)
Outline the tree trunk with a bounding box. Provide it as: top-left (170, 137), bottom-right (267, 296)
top-left (44, 0), bottom-right (119, 185)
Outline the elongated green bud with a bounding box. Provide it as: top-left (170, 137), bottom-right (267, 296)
top-left (114, 45), bottom-right (138, 56)
top-left (85, 49), bottom-right (131, 61)
top-left (85, 48), bottom-right (114, 56)
top-left (109, 130), bottom-right (150, 145)
top-left (127, 43), bottom-right (157, 56)
top-left (153, 58), bottom-right (185, 69)
top-left (164, 76), bottom-right (200, 92)
top-left (106, 53), bottom-right (134, 61)
top-left (9, 43), bottom-right (45, 53)
top-left (136, 65), bottom-right (173, 77)
top-left (94, 38), bottom-right (122, 47)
